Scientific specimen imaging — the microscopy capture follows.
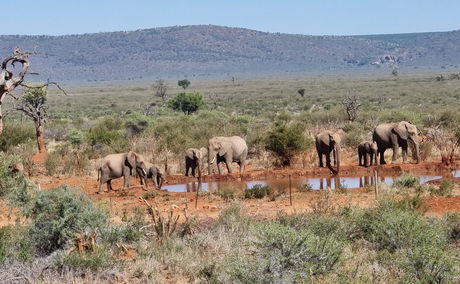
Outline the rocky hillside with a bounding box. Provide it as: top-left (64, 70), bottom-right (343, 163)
top-left (0, 25), bottom-right (459, 81)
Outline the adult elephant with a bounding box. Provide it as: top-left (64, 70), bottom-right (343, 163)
top-left (137, 162), bottom-right (165, 190)
top-left (185, 147), bottom-right (208, 177)
top-left (372, 121), bottom-right (421, 165)
top-left (315, 130), bottom-right (341, 174)
top-left (208, 136), bottom-right (248, 174)
top-left (97, 151), bottom-right (147, 193)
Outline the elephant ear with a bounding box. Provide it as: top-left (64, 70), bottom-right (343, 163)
top-left (394, 122), bottom-right (409, 140)
top-left (328, 133), bottom-right (336, 145)
top-left (192, 149), bottom-right (201, 160)
top-left (217, 141), bottom-right (226, 156)
top-left (126, 151), bottom-right (137, 168)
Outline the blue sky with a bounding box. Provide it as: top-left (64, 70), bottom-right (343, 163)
top-left (3, 0), bottom-right (460, 36)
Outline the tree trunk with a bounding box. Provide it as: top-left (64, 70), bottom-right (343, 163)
top-left (0, 100), bottom-right (3, 136)
top-left (35, 121), bottom-right (46, 153)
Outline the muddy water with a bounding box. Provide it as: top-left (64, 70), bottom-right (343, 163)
top-left (162, 173), bottom-right (449, 193)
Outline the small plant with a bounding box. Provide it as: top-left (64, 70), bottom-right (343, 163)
top-left (298, 183), bottom-right (313, 192)
top-left (215, 188), bottom-right (235, 202)
top-left (142, 190), bottom-right (157, 200)
top-left (244, 184), bottom-right (272, 199)
top-left (311, 191), bottom-right (335, 215)
top-left (178, 79), bottom-right (191, 89)
top-left (140, 198), bottom-right (180, 242)
top-left (168, 92), bottom-right (205, 115)
top-left (430, 180), bottom-right (453, 197)
top-left (393, 174), bottom-right (419, 188)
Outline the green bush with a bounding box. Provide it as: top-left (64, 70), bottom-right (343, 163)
top-left (430, 180), bottom-right (453, 197)
top-left (54, 248), bottom-right (114, 271)
top-left (244, 184), bottom-right (272, 199)
top-left (215, 188), bottom-right (235, 201)
top-left (23, 186), bottom-right (108, 255)
top-left (66, 130), bottom-right (84, 145)
top-left (0, 122), bottom-right (35, 152)
top-left (232, 222), bottom-right (343, 281)
top-left (85, 116), bottom-right (129, 152)
top-left (393, 174), bottom-right (419, 188)
top-left (360, 200), bottom-right (445, 252)
top-left (264, 123), bottom-right (311, 166)
top-left (168, 92), bottom-right (205, 115)
top-left (142, 190), bottom-right (157, 199)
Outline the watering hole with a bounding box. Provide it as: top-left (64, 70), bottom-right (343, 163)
top-left (162, 170), bottom-right (460, 193)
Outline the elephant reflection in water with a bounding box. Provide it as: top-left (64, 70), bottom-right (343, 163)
top-left (185, 182), bottom-right (201, 192)
top-left (318, 176), bottom-right (341, 190)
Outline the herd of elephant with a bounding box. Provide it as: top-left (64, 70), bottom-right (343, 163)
top-left (97, 121), bottom-right (420, 193)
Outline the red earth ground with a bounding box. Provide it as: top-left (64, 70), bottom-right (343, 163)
top-left (1, 157), bottom-right (458, 227)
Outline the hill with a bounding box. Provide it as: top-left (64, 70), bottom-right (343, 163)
top-left (0, 25), bottom-right (459, 81)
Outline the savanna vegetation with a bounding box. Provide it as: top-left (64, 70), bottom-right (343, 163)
top-left (1, 72), bottom-right (460, 282)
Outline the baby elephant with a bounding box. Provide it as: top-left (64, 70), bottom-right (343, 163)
top-left (358, 141), bottom-right (378, 167)
top-left (137, 162), bottom-right (165, 190)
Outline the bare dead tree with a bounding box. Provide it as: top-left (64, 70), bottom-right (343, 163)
top-left (297, 88), bottom-right (305, 97)
top-left (426, 125), bottom-right (459, 166)
top-left (153, 79), bottom-right (168, 104)
top-left (0, 48), bottom-right (33, 135)
top-left (342, 95), bottom-right (361, 122)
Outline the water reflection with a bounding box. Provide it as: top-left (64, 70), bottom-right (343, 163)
top-left (162, 173), bottom-right (446, 193)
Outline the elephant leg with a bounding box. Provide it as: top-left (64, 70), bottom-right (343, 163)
top-left (217, 162), bottom-right (222, 175)
top-left (401, 146), bottom-right (408, 163)
top-left (185, 165), bottom-right (189, 177)
top-left (239, 161), bottom-right (245, 173)
top-left (364, 154), bottom-right (369, 167)
top-left (225, 156), bottom-right (232, 174)
top-left (379, 150), bottom-right (386, 165)
top-left (98, 179), bottom-right (106, 193)
top-left (123, 166), bottom-right (131, 190)
top-left (392, 145), bottom-right (399, 163)
top-left (358, 153), bottom-right (362, 166)
top-left (318, 152), bottom-right (323, 167)
top-left (152, 176), bottom-right (158, 190)
top-left (325, 152), bottom-right (331, 167)
top-left (108, 180), bottom-right (113, 192)
top-left (370, 153), bottom-right (373, 166)
top-left (191, 165), bottom-right (196, 177)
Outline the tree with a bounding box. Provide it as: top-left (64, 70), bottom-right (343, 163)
top-left (342, 95), bottom-right (361, 122)
top-left (13, 85), bottom-right (48, 153)
top-left (0, 48), bottom-right (32, 135)
top-left (153, 79), bottom-right (168, 104)
top-left (168, 92), bottom-right (205, 115)
top-left (297, 88), bottom-right (305, 97)
top-left (178, 79), bottom-right (191, 89)
top-left (264, 123), bottom-right (310, 167)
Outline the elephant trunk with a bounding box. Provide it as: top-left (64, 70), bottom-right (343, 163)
top-left (334, 145), bottom-right (340, 173)
top-left (414, 142), bottom-right (421, 164)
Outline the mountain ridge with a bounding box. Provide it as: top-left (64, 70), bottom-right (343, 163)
top-left (1, 25), bottom-right (459, 81)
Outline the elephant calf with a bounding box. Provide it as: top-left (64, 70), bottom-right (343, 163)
top-left (357, 141), bottom-right (378, 167)
top-left (185, 147), bottom-right (207, 177)
top-left (137, 162), bottom-right (165, 190)
top-left (97, 151), bottom-right (147, 193)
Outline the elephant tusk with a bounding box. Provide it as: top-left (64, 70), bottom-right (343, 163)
top-left (210, 156), bottom-right (216, 164)
top-left (141, 168), bottom-right (147, 176)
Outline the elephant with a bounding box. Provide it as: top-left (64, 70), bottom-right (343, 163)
top-left (372, 121), bottom-right (420, 165)
top-left (315, 130), bottom-right (341, 174)
top-left (97, 151), bottom-right (147, 193)
top-left (357, 141), bottom-right (378, 167)
top-left (208, 136), bottom-right (248, 174)
top-left (185, 147), bottom-right (208, 177)
top-left (137, 162), bottom-right (165, 190)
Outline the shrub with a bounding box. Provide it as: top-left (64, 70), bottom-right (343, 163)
top-left (215, 188), bottom-right (235, 201)
top-left (66, 130), bottom-right (84, 145)
top-left (264, 123), bottom-right (311, 166)
top-left (430, 180), bottom-right (453, 197)
top-left (444, 213), bottom-right (460, 242)
top-left (298, 183), bottom-right (313, 192)
top-left (244, 184), bottom-right (272, 199)
top-left (0, 122), bottom-right (35, 152)
top-left (142, 190), bottom-right (157, 200)
top-left (393, 174), bottom-right (419, 188)
top-left (360, 200), bottom-right (445, 252)
top-left (54, 248), bottom-right (114, 271)
top-left (23, 186), bottom-right (108, 255)
top-left (85, 116), bottom-right (129, 152)
top-left (168, 92), bottom-right (205, 115)
top-left (249, 223), bottom-right (343, 279)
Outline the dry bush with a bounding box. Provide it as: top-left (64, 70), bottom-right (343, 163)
top-left (426, 126), bottom-right (459, 165)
